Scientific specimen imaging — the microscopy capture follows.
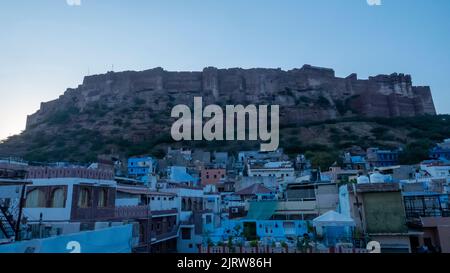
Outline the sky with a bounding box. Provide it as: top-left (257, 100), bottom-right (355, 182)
top-left (1, 0), bottom-right (449, 141)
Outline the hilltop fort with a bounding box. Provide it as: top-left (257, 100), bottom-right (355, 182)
top-left (0, 65), bottom-right (438, 162)
top-left (27, 65), bottom-right (435, 131)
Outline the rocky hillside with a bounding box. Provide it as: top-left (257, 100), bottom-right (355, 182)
top-left (0, 65), bottom-right (443, 164)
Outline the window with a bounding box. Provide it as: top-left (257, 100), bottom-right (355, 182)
top-left (283, 222), bottom-right (295, 235)
top-left (205, 215), bottom-right (212, 224)
top-left (26, 188), bottom-right (46, 208)
top-left (181, 228), bottom-right (191, 240)
top-left (98, 189), bottom-right (108, 208)
top-left (78, 187), bottom-right (91, 208)
top-left (51, 188), bottom-right (65, 208)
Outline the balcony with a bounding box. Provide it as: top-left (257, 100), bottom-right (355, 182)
top-left (150, 225), bottom-right (179, 243)
top-left (405, 208), bottom-right (450, 219)
top-left (151, 209), bottom-right (178, 217)
top-left (404, 195), bottom-right (450, 227)
top-left (180, 214), bottom-right (194, 225)
top-left (115, 205), bottom-right (150, 219)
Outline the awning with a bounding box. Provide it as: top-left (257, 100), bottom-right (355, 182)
top-left (246, 201), bottom-right (277, 220)
top-left (313, 210), bottom-right (355, 227)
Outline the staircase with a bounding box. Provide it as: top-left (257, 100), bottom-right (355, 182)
top-left (0, 206), bottom-right (16, 239)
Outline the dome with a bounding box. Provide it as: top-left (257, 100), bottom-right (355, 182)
top-left (357, 175), bottom-right (370, 184)
top-left (369, 172), bottom-right (385, 183)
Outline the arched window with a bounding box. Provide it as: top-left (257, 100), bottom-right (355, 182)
top-left (26, 188), bottom-right (46, 208)
top-left (187, 199), bottom-right (192, 210)
top-left (182, 198), bottom-right (186, 211)
top-left (51, 188), bottom-right (65, 208)
top-left (97, 189), bottom-right (108, 208)
top-left (78, 187), bottom-right (91, 208)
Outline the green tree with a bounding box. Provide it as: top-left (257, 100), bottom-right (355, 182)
top-left (399, 140), bottom-right (432, 164)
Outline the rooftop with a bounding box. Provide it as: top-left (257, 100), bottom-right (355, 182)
top-left (234, 183), bottom-right (274, 196)
top-left (117, 184), bottom-right (177, 196)
top-left (354, 182), bottom-right (401, 193)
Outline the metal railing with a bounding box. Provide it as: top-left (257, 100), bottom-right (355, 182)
top-left (200, 245), bottom-right (369, 254)
top-left (405, 208), bottom-right (450, 219)
top-left (150, 225), bottom-right (179, 243)
top-left (115, 205), bottom-right (149, 219)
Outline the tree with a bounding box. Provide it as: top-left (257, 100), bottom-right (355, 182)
top-left (399, 140), bottom-right (432, 164)
top-left (305, 151), bottom-right (339, 170)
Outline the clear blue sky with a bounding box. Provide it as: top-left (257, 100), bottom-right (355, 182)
top-left (1, 0), bottom-right (449, 140)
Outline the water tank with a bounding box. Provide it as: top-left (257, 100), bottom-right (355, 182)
top-left (369, 172), bottom-right (385, 183)
top-left (357, 175), bottom-right (370, 184)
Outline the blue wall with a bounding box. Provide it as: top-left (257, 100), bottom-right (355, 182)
top-left (208, 219), bottom-right (310, 244)
top-left (128, 157), bottom-right (155, 176)
top-left (0, 225), bottom-right (134, 253)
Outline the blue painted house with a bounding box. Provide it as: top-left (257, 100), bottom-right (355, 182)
top-left (429, 139), bottom-right (450, 160)
top-left (127, 156), bottom-right (156, 177)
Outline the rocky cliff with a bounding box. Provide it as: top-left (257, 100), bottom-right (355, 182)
top-left (26, 65), bottom-right (436, 130)
top-left (0, 65), bottom-right (438, 162)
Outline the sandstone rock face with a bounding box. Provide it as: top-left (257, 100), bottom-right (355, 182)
top-left (25, 65), bottom-right (436, 135)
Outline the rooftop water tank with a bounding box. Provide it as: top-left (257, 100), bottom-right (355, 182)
top-left (357, 175), bottom-right (370, 184)
top-left (369, 172), bottom-right (385, 183)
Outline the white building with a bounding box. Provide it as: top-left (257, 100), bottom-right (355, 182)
top-left (160, 184), bottom-right (205, 253)
top-left (247, 161), bottom-right (295, 182)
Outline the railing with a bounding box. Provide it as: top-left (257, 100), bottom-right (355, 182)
top-left (199, 246), bottom-right (369, 254)
top-left (151, 225), bottom-right (179, 243)
top-left (180, 217), bottom-right (194, 225)
top-left (0, 205), bottom-right (16, 239)
top-left (151, 209), bottom-right (178, 217)
top-left (0, 168), bottom-right (27, 179)
top-left (115, 205), bottom-right (150, 219)
top-left (405, 208), bottom-right (450, 219)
